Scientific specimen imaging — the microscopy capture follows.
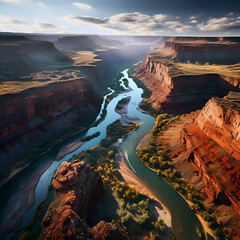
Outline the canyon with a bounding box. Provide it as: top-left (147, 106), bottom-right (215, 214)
top-left (1, 33), bottom-right (240, 240)
top-left (0, 36), bottom-right (71, 79)
top-left (39, 161), bottom-right (128, 240)
top-left (135, 37), bottom-right (240, 238)
top-left (136, 37), bottom-right (240, 113)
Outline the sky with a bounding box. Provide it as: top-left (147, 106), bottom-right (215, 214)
top-left (0, 0), bottom-right (240, 36)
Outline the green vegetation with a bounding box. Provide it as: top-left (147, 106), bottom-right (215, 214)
top-left (139, 98), bottom-right (157, 116)
top-left (115, 97), bottom-right (131, 110)
top-left (91, 97), bottom-right (111, 127)
top-left (122, 78), bottom-right (129, 88)
top-left (74, 120), bottom-right (168, 239)
top-left (137, 114), bottom-right (226, 240)
top-left (129, 72), bottom-right (151, 99)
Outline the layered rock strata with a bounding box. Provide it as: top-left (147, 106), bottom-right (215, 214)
top-left (39, 161), bottom-right (128, 240)
top-left (158, 92), bottom-right (240, 235)
top-left (0, 73), bottom-right (101, 165)
top-left (136, 37), bottom-right (240, 113)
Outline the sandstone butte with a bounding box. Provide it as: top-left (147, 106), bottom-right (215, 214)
top-left (135, 37), bottom-right (240, 114)
top-left (158, 91), bottom-right (240, 237)
top-left (39, 161), bottom-right (129, 240)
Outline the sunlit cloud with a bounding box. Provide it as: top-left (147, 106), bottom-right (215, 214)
top-left (35, 1), bottom-right (47, 8)
top-left (63, 15), bottom-right (125, 33)
top-left (63, 12), bottom-right (198, 35)
top-left (198, 15), bottom-right (240, 32)
top-left (73, 2), bottom-right (93, 10)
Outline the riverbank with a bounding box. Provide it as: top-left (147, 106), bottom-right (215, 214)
top-left (0, 110), bottom-right (99, 188)
top-left (136, 114), bottom-right (224, 239)
top-left (114, 148), bottom-right (172, 228)
top-left (0, 160), bottom-right (53, 237)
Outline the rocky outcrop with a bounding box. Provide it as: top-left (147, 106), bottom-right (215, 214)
top-left (136, 37), bottom-right (240, 113)
top-left (158, 92), bottom-right (240, 235)
top-left (39, 161), bottom-right (128, 240)
top-left (0, 72), bottom-right (101, 166)
top-left (180, 92), bottom-right (240, 211)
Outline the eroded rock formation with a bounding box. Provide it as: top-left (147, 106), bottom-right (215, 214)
top-left (39, 161), bottom-right (129, 240)
top-left (0, 72), bottom-right (101, 165)
top-left (158, 92), bottom-right (240, 236)
top-left (180, 92), bottom-right (240, 211)
top-left (136, 37), bottom-right (240, 113)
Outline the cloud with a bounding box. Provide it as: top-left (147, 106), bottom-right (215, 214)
top-left (0, 0), bottom-right (32, 3)
top-left (198, 16), bottom-right (240, 32)
top-left (189, 16), bottom-right (196, 20)
top-left (35, 1), bottom-right (47, 8)
top-left (64, 15), bottom-right (125, 33)
top-left (73, 2), bottom-right (93, 10)
top-left (35, 22), bottom-right (57, 30)
top-left (64, 12), bottom-right (197, 35)
top-left (0, 14), bottom-right (64, 33)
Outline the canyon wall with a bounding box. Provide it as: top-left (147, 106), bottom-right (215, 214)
top-left (0, 77), bottom-right (101, 166)
top-left (136, 37), bottom-right (240, 113)
top-left (158, 92), bottom-right (240, 236)
top-left (180, 92), bottom-right (240, 213)
top-left (39, 161), bottom-right (128, 240)
top-left (136, 57), bottom-right (236, 113)
top-left (0, 36), bottom-right (71, 78)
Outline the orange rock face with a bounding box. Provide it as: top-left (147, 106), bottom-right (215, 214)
top-left (40, 161), bottom-right (129, 240)
top-left (158, 92), bottom-right (240, 233)
top-left (180, 92), bottom-right (240, 213)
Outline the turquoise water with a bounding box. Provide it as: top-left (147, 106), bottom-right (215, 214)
top-left (120, 69), bottom-right (204, 239)
top-left (2, 68), bottom-right (204, 240)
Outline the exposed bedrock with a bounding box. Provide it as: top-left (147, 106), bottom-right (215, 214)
top-left (0, 77), bottom-right (101, 166)
top-left (159, 92), bottom-right (240, 220)
top-left (39, 161), bottom-right (128, 240)
top-left (136, 57), bottom-right (237, 113)
top-left (136, 37), bottom-right (240, 113)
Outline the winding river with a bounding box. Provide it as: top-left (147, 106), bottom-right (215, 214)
top-left (1, 68), bottom-right (204, 240)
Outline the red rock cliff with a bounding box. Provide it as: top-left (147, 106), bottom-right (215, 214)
top-left (136, 37), bottom-right (240, 113)
top-left (180, 92), bottom-right (240, 212)
top-left (0, 76), bottom-right (101, 166)
top-left (159, 91), bottom-right (240, 218)
top-left (39, 161), bottom-right (129, 240)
